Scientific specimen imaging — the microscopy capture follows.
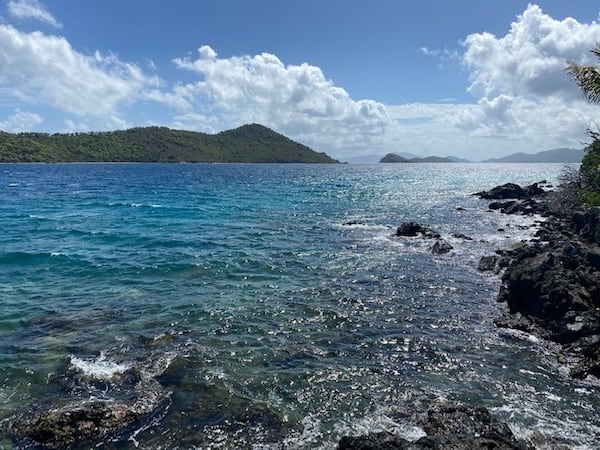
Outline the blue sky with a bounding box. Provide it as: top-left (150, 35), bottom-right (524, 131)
top-left (1, 1), bottom-right (600, 160)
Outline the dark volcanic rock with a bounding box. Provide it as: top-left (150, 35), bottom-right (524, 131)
top-left (5, 360), bottom-right (172, 449)
top-left (571, 208), bottom-right (600, 244)
top-left (496, 240), bottom-right (600, 343)
top-left (343, 220), bottom-right (365, 226)
top-left (478, 182), bottom-right (550, 216)
top-left (478, 181), bottom-right (600, 378)
top-left (475, 182), bottom-right (546, 200)
top-left (475, 183), bottom-right (528, 200)
top-left (6, 384), bottom-right (170, 449)
top-left (492, 208), bottom-right (600, 378)
top-left (431, 239), bottom-right (453, 254)
top-left (395, 222), bottom-right (440, 239)
top-left (8, 401), bottom-right (147, 449)
top-left (396, 222), bottom-right (427, 237)
top-left (489, 199), bottom-right (544, 216)
top-left (338, 403), bottom-right (530, 450)
top-left (452, 233), bottom-right (473, 240)
top-left (478, 255), bottom-right (510, 274)
top-left (338, 431), bottom-right (410, 449)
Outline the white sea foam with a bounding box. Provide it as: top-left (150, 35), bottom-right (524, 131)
top-left (70, 353), bottom-right (131, 380)
top-left (331, 410), bottom-right (426, 445)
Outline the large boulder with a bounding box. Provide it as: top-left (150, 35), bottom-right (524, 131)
top-left (395, 222), bottom-right (440, 238)
top-left (475, 182), bottom-right (546, 200)
top-left (571, 208), bottom-right (600, 244)
top-left (475, 183), bottom-right (528, 200)
top-left (496, 241), bottom-right (600, 340)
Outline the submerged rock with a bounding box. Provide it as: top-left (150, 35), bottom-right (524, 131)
top-left (451, 233), bottom-right (473, 241)
top-left (8, 399), bottom-right (152, 449)
top-left (338, 403), bottom-right (530, 449)
top-left (4, 355), bottom-right (173, 449)
top-left (6, 382), bottom-right (170, 449)
top-left (431, 239), bottom-right (453, 254)
top-left (343, 219), bottom-right (365, 226)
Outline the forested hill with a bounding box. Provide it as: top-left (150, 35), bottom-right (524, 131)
top-left (0, 124), bottom-right (339, 163)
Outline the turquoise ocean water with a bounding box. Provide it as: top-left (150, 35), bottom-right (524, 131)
top-left (0, 163), bottom-right (597, 448)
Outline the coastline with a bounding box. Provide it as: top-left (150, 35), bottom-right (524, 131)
top-left (338, 180), bottom-right (599, 449)
top-left (1, 165), bottom-right (596, 449)
top-left (474, 181), bottom-right (600, 380)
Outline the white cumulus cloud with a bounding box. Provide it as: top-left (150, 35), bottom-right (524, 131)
top-left (7, 0), bottom-right (62, 28)
top-left (462, 4), bottom-right (600, 99)
top-left (0, 24), bottom-right (160, 120)
top-left (0, 109), bottom-right (42, 131)
top-left (450, 3), bottom-right (600, 153)
top-left (170, 45), bottom-right (390, 152)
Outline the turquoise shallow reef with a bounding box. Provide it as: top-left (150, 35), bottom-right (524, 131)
top-left (0, 163), bottom-right (597, 448)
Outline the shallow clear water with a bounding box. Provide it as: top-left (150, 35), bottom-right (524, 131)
top-left (0, 163), bottom-right (597, 449)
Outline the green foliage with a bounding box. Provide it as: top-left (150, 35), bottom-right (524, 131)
top-left (567, 44), bottom-right (600, 104)
top-left (568, 44), bottom-right (600, 206)
top-left (578, 189), bottom-right (600, 207)
top-left (579, 139), bottom-right (600, 206)
top-left (0, 124), bottom-right (339, 164)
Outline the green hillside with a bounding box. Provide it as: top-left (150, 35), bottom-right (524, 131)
top-left (0, 124), bottom-right (338, 163)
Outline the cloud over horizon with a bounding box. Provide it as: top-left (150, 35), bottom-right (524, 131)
top-left (169, 45), bottom-right (390, 151)
top-left (0, 2), bottom-right (598, 160)
top-left (451, 4), bottom-right (600, 148)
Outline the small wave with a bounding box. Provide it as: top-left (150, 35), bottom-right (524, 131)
top-left (131, 203), bottom-right (164, 208)
top-left (333, 410), bottom-right (426, 443)
top-left (70, 353), bottom-right (131, 380)
top-left (338, 222), bottom-right (390, 232)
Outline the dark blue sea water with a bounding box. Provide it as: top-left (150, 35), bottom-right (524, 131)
top-left (0, 163), bottom-right (597, 449)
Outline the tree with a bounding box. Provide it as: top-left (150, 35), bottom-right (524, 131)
top-left (567, 44), bottom-right (600, 206)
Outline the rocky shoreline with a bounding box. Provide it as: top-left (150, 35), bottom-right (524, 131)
top-left (475, 181), bottom-right (600, 379)
top-left (339, 180), bottom-right (599, 449)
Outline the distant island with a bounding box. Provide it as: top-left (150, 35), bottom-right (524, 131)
top-left (0, 124), bottom-right (339, 163)
top-left (481, 148), bottom-right (584, 163)
top-left (379, 153), bottom-right (467, 163)
top-left (378, 148), bottom-right (584, 164)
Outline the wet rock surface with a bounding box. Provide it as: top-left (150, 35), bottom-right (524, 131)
top-left (394, 222), bottom-right (457, 254)
top-left (474, 182), bottom-right (546, 201)
top-left (431, 238), bottom-right (453, 254)
top-left (4, 376), bottom-right (170, 449)
top-left (395, 222), bottom-right (440, 238)
top-left (477, 181), bottom-right (600, 379)
top-left (338, 403), bottom-right (531, 449)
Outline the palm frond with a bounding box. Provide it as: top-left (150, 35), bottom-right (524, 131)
top-left (567, 63), bottom-right (600, 103)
